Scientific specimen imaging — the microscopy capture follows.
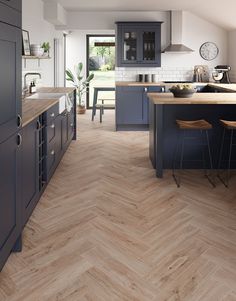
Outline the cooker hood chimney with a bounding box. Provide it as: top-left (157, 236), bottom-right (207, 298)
top-left (163, 11), bottom-right (194, 53)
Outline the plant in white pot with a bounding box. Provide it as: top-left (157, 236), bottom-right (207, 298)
top-left (66, 62), bottom-right (94, 114)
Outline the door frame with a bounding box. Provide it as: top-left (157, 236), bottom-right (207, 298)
top-left (86, 34), bottom-right (115, 109)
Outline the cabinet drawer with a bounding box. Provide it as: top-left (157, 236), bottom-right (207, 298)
top-left (45, 103), bottom-right (59, 125)
top-left (46, 140), bottom-right (57, 176)
top-left (47, 120), bottom-right (56, 143)
top-left (68, 111), bottom-right (74, 139)
top-left (0, 3), bottom-right (21, 27)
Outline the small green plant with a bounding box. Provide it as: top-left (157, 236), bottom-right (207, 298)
top-left (100, 64), bottom-right (111, 72)
top-left (41, 42), bottom-right (50, 54)
top-left (66, 62), bottom-right (94, 107)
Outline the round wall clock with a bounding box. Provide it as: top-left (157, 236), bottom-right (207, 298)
top-left (199, 42), bottom-right (219, 61)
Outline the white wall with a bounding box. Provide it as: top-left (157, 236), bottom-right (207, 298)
top-left (22, 0), bottom-right (64, 87)
top-left (65, 10), bottom-right (228, 82)
top-left (228, 30), bottom-right (236, 82)
top-left (66, 30), bottom-right (114, 73)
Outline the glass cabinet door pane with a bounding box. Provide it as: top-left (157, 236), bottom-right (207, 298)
top-left (123, 31), bottom-right (137, 62)
top-left (143, 31), bottom-right (155, 61)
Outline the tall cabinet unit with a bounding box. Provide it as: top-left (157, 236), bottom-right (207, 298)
top-left (0, 0), bottom-right (22, 271)
top-left (116, 22), bottom-right (162, 67)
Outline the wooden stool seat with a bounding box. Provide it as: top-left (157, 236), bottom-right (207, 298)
top-left (176, 119), bottom-right (212, 130)
top-left (220, 119), bottom-right (236, 130)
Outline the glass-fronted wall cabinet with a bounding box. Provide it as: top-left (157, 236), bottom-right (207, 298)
top-left (116, 22), bottom-right (162, 67)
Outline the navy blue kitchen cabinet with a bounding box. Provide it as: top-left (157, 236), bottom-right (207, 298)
top-left (116, 22), bottom-right (162, 67)
top-left (0, 0), bottom-right (22, 271)
top-left (0, 133), bottom-right (22, 271)
top-left (116, 85), bottom-right (164, 130)
top-left (116, 86), bottom-right (144, 128)
top-left (62, 109), bottom-right (75, 151)
top-left (61, 111), bottom-right (69, 149)
top-left (0, 1), bottom-right (21, 27)
top-left (0, 0), bottom-right (21, 11)
top-left (46, 107), bottom-right (62, 181)
top-left (143, 86), bottom-right (165, 124)
top-left (22, 118), bottom-right (40, 226)
top-left (0, 22), bottom-right (21, 144)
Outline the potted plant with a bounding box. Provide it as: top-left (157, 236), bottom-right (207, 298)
top-left (66, 62), bottom-right (94, 114)
top-left (41, 42), bottom-right (50, 57)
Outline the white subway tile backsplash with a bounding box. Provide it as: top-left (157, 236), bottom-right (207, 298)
top-left (115, 66), bottom-right (196, 82)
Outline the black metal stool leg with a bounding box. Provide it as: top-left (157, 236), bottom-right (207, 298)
top-left (172, 131), bottom-right (181, 187)
top-left (226, 129), bottom-right (234, 187)
top-left (217, 128), bottom-right (226, 186)
top-left (205, 130), bottom-right (215, 187)
top-left (200, 130), bottom-right (207, 176)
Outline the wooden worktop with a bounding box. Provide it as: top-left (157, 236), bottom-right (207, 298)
top-left (22, 98), bottom-right (59, 127)
top-left (208, 83), bottom-right (236, 92)
top-left (21, 87), bottom-right (76, 128)
top-left (148, 92), bottom-right (236, 105)
top-left (37, 87), bottom-right (76, 94)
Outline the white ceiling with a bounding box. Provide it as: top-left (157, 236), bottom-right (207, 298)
top-left (43, 0), bottom-right (236, 30)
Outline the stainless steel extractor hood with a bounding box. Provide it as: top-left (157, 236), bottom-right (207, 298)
top-left (163, 11), bottom-right (194, 53)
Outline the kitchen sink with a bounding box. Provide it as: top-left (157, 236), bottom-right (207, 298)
top-left (26, 93), bottom-right (68, 114)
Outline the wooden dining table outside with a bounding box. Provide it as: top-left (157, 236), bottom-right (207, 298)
top-left (91, 87), bottom-right (116, 121)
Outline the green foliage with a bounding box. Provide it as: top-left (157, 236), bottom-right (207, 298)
top-left (100, 64), bottom-right (111, 72)
top-left (41, 42), bottom-right (50, 52)
top-left (65, 62), bottom-right (94, 106)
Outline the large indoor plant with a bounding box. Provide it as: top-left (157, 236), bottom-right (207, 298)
top-left (66, 62), bottom-right (94, 114)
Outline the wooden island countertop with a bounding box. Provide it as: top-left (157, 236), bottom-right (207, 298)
top-left (148, 92), bottom-right (236, 105)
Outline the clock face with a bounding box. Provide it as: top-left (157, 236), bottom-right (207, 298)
top-left (200, 42), bottom-right (219, 61)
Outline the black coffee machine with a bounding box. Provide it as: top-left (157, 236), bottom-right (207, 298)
top-left (213, 65), bottom-right (231, 83)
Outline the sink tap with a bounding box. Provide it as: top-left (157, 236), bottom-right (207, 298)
top-left (23, 72), bottom-right (42, 95)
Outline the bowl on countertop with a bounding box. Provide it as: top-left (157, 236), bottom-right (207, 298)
top-left (169, 84), bottom-right (196, 98)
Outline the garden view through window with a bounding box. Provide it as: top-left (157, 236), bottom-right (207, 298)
top-left (87, 35), bottom-right (115, 108)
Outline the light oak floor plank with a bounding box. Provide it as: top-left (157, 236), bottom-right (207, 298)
top-left (1, 110), bottom-right (236, 300)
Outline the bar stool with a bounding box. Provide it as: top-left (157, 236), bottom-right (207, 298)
top-left (217, 120), bottom-right (236, 187)
top-left (172, 119), bottom-right (214, 188)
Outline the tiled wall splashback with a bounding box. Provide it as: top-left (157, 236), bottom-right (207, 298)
top-left (230, 70), bottom-right (236, 83)
top-left (115, 67), bottom-right (215, 82)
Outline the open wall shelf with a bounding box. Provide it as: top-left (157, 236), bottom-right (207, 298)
top-left (22, 56), bottom-right (51, 68)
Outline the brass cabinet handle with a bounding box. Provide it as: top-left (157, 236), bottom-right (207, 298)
top-left (17, 134), bottom-right (22, 147)
top-left (70, 123), bottom-right (73, 127)
top-left (50, 150), bottom-right (55, 155)
top-left (17, 115), bottom-right (22, 127)
top-left (144, 87), bottom-right (148, 92)
top-left (50, 124), bottom-right (55, 129)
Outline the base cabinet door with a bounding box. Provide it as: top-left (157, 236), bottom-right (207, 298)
top-left (143, 86), bottom-right (165, 124)
top-left (22, 119), bottom-right (39, 225)
top-left (46, 115), bottom-right (62, 180)
top-left (0, 133), bottom-right (21, 271)
top-left (61, 112), bottom-right (69, 149)
top-left (116, 86), bottom-right (143, 125)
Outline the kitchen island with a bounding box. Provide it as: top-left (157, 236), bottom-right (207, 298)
top-left (148, 90), bottom-right (236, 178)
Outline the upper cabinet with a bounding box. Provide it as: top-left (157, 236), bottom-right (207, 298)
top-left (0, 22), bottom-right (22, 144)
top-left (0, 0), bottom-right (21, 11)
top-left (0, 0), bottom-right (21, 27)
top-left (116, 22), bottom-right (162, 67)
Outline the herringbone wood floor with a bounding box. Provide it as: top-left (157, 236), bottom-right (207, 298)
top-left (1, 110), bottom-right (236, 301)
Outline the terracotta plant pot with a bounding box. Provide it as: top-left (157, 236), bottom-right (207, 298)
top-left (77, 105), bottom-right (86, 114)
